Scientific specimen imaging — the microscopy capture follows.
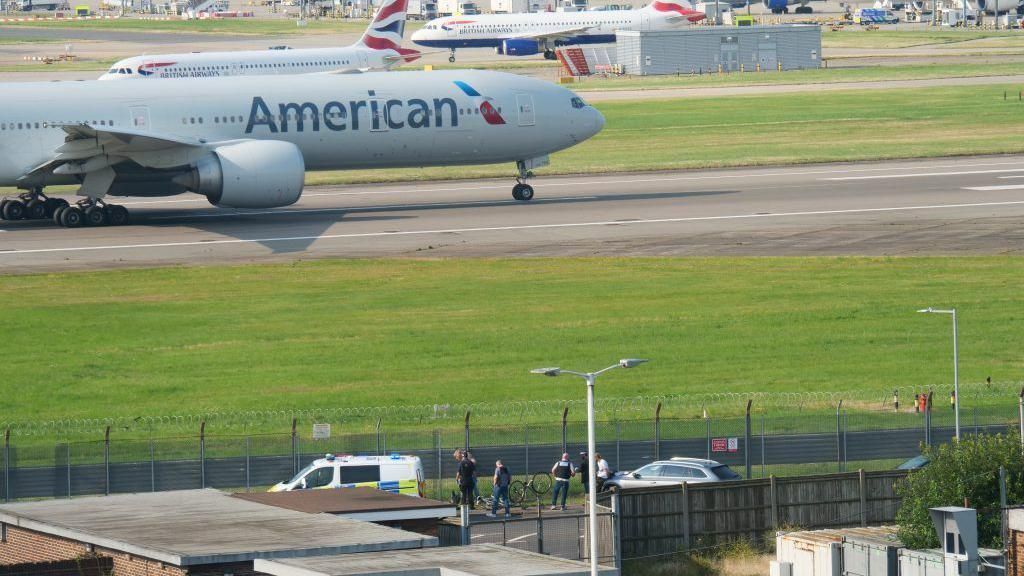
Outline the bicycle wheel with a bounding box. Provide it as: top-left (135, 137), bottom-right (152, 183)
top-left (509, 480), bottom-right (528, 506)
top-left (530, 473), bottom-right (552, 496)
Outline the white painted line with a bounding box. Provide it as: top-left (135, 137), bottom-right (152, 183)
top-left (999, 176), bottom-right (1024, 179)
top-left (146, 196), bottom-right (601, 221)
top-left (4, 199), bottom-right (1024, 257)
top-left (109, 160), bottom-right (1024, 208)
top-left (823, 169), bottom-right (1024, 181)
top-left (506, 532), bottom-right (538, 544)
top-left (963, 184), bottom-right (1024, 191)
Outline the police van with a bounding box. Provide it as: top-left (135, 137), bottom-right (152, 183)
top-left (269, 454), bottom-right (425, 497)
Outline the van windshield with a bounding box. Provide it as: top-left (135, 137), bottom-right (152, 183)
top-left (289, 463), bottom-right (317, 484)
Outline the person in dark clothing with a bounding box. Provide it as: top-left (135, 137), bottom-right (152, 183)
top-left (487, 459), bottom-right (512, 518)
top-left (577, 452), bottom-right (589, 495)
top-left (550, 452), bottom-right (575, 510)
top-left (455, 450), bottom-right (477, 509)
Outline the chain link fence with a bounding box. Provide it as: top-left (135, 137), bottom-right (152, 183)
top-left (3, 385), bottom-right (1023, 502)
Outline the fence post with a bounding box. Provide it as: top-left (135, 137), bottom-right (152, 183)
top-left (464, 411), bottom-right (471, 455)
top-left (245, 436), bottom-right (251, 493)
top-left (524, 425), bottom-right (530, 477)
top-left (2, 428), bottom-right (8, 500)
top-left (654, 402), bottom-right (662, 462)
top-left (150, 438), bottom-right (155, 492)
top-left (974, 406), bottom-right (978, 436)
top-left (1000, 465), bottom-right (1008, 559)
top-left (291, 417), bottom-right (298, 475)
top-left (927, 391), bottom-right (934, 446)
top-left (744, 400), bottom-right (752, 480)
top-left (682, 480), bottom-right (691, 551)
top-left (66, 442), bottom-right (71, 499)
top-left (611, 491), bottom-right (623, 571)
top-left (770, 475), bottom-right (778, 529)
top-left (843, 409), bottom-right (848, 472)
top-left (859, 469), bottom-right (867, 527)
top-left (705, 414), bottom-right (711, 460)
top-left (760, 414), bottom-right (766, 479)
top-left (435, 429), bottom-right (442, 501)
top-left (376, 418), bottom-right (382, 456)
top-left (104, 426), bottom-right (110, 496)
top-left (836, 400), bottom-right (843, 473)
top-left (200, 421), bottom-right (206, 489)
top-left (561, 407), bottom-right (569, 455)
top-left (615, 421), bottom-right (621, 472)
top-left (1019, 388), bottom-right (1024, 455)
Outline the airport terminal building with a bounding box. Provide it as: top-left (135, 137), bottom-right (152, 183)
top-left (615, 25), bottom-right (821, 75)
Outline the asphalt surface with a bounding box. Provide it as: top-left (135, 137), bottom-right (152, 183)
top-left (3, 155), bottom-right (1024, 273)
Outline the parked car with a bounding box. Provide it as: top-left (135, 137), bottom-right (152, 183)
top-left (602, 457), bottom-right (742, 491)
top-left (270, 453), bottom-right (425, 496)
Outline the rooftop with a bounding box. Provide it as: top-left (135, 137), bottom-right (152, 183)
top-left (232, 487), bottom-right (456, 521)
top-left (0, 489), bottom-right (435, 566)
top-left (254, 544), bottom-right (619, 576)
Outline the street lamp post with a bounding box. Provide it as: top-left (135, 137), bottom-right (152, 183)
top-left (918, 307), bottom-right (959, 441)
top-left (531, 359), bottom-right (648, 576)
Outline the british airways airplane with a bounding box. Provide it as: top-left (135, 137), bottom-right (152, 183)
top-left (410, 1), bottom-right (705, 62)
top-left (99, 0), bottom-right (419, 80)
top-left (0, 70), bottom-right (603, 228)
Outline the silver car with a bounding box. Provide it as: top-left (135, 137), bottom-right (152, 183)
top-left (602, 457), bottom-right (742, 491)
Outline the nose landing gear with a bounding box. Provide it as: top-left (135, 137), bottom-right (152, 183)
top-left (449, 48), bottom-right (457, 63)
top-left (512, 160), bottom-right (535, 201)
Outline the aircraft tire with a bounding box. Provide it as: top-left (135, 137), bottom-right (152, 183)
top-left (107, 205), bottom-right (130, 226)
top-left (53, 205), bottom-right (68, 226)
top-left (84, 206), bottom-right (108, 227)
top-left (512, 183), bottom-right (534, 201)
top-left (45, 197), bottom-right (68, 218)
top-left (2, 199), bottom-right (25, 221)
top-left (60, 206), bottom-right (84, 228)
top-left (26, 199), bottom-right (47, 220)
top-left (449, 55), bottom-right (456, 63)
top-left (0, 199), bottom-right (8, 220)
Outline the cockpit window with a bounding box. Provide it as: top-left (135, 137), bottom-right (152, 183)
top-left (571, 97), bottom-right (586, 109)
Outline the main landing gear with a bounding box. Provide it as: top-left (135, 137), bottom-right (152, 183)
top-left (543, 49), bottom-right (557, 60)
top-left (51, 198), bottom-right (130, 228)
top-left (0, 189), bottom-right (130, 228)
top-left (512, 161), bottom-right (535, 201)
top-left (449, 48), bottom-right (457, 63)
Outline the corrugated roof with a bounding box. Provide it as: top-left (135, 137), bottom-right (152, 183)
top-left (779, 526), bottom-right (901, 547)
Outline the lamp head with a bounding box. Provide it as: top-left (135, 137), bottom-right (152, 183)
top-left (531, 367), bottom-right (561, 377)
top-left (619, 358), bottom-right (648, 369)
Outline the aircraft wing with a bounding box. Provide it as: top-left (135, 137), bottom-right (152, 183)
top-left (18, 123), bottom-right (210, 189)
top-left (507, 24), bottom-right (596, 42)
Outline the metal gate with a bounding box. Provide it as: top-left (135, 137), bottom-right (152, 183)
top-left (758, 42), bottom-right (778, 71)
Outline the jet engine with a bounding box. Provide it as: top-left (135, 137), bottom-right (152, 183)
top-left (976, 0), bottom-right (1019, 13)
top-left (763, 0), bottom-right (789, 12)
top-left (501, 39), bottom-right (541, 56)
top-left (176, 140), bottom-right (305, 209)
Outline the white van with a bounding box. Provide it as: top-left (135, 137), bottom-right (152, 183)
top-left (270, 454), bottom-right (425, 497)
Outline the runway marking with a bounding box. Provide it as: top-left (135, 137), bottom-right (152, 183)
top-left (146, 196), bottom-right (601, 220)
top-left (5, 199), bottom-right (1024, 257)
top-left (506, 532), bottom-right (538, 544)
top-left (999, 176), bottom-right (1024, 179)
top-left (823, 169), bottom-right (1024, 181)
top-left (109, 160), bottom-right (1024, 208)
top-left (963, 184), bottom-right (1024, 191)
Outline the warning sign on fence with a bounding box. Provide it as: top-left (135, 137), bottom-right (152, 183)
top-left (712, 437), bottom-right (739, 453)
top-left (312, 423), bottom-right (331, 440)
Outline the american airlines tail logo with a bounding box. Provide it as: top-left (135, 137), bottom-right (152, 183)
top-left (360, 0), bottom-right (421, 62)
top-left (137, 61), bottom-right (176, 76)
top-left (453, 80), bottom-right (506, 125)
top-left (650, 0), bottom-right (707, 21)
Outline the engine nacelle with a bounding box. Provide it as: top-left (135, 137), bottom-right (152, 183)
top-left (762, 0), bottom-right (789, 11)
top-left (502, 39), bottom-right (541, 56)
top-left (180, 140), bottom-right (305, 209)
top-left (976, 0), bottom-right (1018, 13)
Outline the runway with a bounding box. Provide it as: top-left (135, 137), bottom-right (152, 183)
top-left (2, 155), bottom-right (1024, 273)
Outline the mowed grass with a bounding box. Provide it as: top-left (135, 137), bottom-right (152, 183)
top-left (2, 16), bottom-right (421, 35)
top-left (2, 258), bottom-right (1024, 423)
top-left (305, 83), bottom-right (1024, 185)
top-left (821, 29), bottom-right (1024, 49)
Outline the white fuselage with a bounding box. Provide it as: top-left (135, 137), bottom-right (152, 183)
top-left (411, 6), bottom-right (698, 49)
top-left (0, 70), bottom-right (603, 190)
top-left (99, 46), bottom-right (387, 81)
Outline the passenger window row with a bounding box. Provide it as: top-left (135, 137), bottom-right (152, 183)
top-left (0, 119), bottom-right (114, 131)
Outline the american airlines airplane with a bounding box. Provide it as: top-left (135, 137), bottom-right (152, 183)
top-left (99, 0), bottom-right (419, 80)
top-left (0, 70), bottom-right (604, 228)
top-left (410, 1), bottom-right (705, 61)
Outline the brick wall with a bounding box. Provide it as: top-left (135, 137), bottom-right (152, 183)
top-left (1010, 529), bottom-right (1023, 576)
top-left (0, 524), bottom-right (188, 576)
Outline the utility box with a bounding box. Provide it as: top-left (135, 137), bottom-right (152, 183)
top-left (930, 507), bottom-right (979, 576)
top-left (842, 530), bottom-right (903, 576)
top-left (615, 25), bottom-right (820, 76)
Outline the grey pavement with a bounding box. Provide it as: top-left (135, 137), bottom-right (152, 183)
top-left (3, 155), bottom-right (1024, 273)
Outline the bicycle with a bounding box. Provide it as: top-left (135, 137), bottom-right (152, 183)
top-left (509, 472), bottom-right (552, 507)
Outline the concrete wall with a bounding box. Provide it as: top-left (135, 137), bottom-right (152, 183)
top-left (615, 25), bottom-right (821, 76)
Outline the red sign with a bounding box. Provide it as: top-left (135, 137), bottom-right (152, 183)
top-left (711, 438), bottom-right (728, 452)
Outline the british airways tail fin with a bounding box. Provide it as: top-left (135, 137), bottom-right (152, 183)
top-left (357, 0), bottom-right (421, 63)
top-left (641, 0), bottom-right (707, 22)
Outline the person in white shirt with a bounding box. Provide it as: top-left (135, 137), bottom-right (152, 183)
top-left (595, 453), bottom-right (610, 492)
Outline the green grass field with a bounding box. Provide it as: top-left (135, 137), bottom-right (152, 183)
top-left (2, 257), bottom-right (1023, 426)
top-left (821, 29), bottom-right (1024, 49)
top-left (303, 83), bottom-right (1024, 185)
